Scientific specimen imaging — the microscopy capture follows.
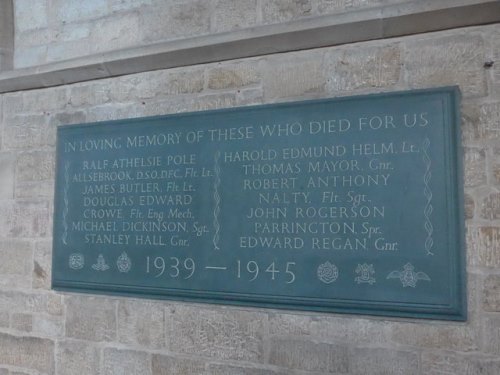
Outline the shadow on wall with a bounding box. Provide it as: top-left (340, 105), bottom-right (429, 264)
top-left (0, 0), bottom-right (14, 71)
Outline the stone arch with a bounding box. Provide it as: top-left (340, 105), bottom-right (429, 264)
top-left (0, 0), bottom-right (14, 71)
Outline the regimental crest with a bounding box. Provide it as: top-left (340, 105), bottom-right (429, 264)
top-left (92, 254), bottom-right (110, 271)
top-left (69, 253), bottom-right (84, 270)
top-left (387, 263), bottom-right (431, 288)
top-left (317, 261), bottom-right (339, 284)
top-left (116, 252), bottom-right (132, 273)
top-left (355, 263), bottom-right (376, 285)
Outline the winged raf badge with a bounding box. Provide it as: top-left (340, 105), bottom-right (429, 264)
top-left (387, 263), bottom-right (430, 288)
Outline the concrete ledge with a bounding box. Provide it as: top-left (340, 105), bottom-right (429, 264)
top-left (0, 0), bottom-right (499, 93)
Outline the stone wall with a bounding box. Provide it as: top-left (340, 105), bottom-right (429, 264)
top-left (0, 19), bottom-right (498, 373)
top-left (12, 0), bottom-right (411, 68)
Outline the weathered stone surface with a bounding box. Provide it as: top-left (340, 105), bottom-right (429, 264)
top-left (32, 314), bottom-right (64, 338)
top-left (350, 347), bottom-right (419, 375)
top-left (0, 333), bottom-right (54, 373)
top-left (464, 147), bottom-right (487, 187)
top-left (46, 40), bottom-right (92, 64)
top-left (214, 0), bottom-right (258, 32)
top-left (484, 275), bottom-right (500, 312)
top-left (10, 313), bottom-right (32, 332)
top-left (66, 295), bottom-right (117, 342)
top-left (110, 68), bottom-right (205, 102)
top-left (16, 151), bottom-right (55, 183)
top-left (482, 315), bottom-right (500, 355)
top-left (208, 62), bottom-right (261, 90)
top-left (264, 52), bottom-right (325, 99)
top-left (263, 0), bottom-right (312, 23)
top-left (50, 111), bottom-right (86, 127)
top-left (268, 313), bottom-right (313, 336)
top-left (141, 1), bottom-right (211, 43)
top-left (315, 0), bottom-right (389, 14)
top-left (90, 13), bottom-right (141, 54)
top-left (326, 44), bottom-right (401, 92)
top-left (117, 299), bottom-right (165, 349)
top-left (69, 82), bottom-right (111, 107)
top-left (33, 240), bottom-right (51, 289)
top-left (0, 290), bottom-right (53, 315)
top-left (56, 0), bottom-right (110, 23)
top-left (391, 322), bottom-right (478, 352)
top-left (405, 35), bottom-right (487, 98)
top-left (3, 115), bottom-right (52, 150)
top-left (14, 0), bottom-right (48, 32)
top-left (312, 316), bottom-right (393, 346)
top-left (109, 0), bottom-right (154, 12)
top-left (0, 238), bottom-right (32, 288)
top-left (467, 226), bottom-right (500, 267)
top-left (23, 87), bottom-right (68, 114)
top-left (422, 351), bottom-right (500, 375)
top-left (470, 102), bottom-right (500, 143)
top-left (268, 337), bottom-right (348, 373)
top-left (15, 150), bottom-right (55, 199)
top-left (152, 355), bottom-right (206, 375)
top-left (465, 193), bottom-right (475, 219)
top-left (103, 348), bottom-right (151, 375)
top-left (0, 153), bottom-right (15, 199)
top-left (481, 193), bottom-right (500, 220)
top-left (208, 364), bottom-right (287, 375)
top-left (0, 201), bottom-right (50, 238)
top-left (165, 305), bottom-right (266, 361)
top-left (56, 340), bottom-right (100, 375)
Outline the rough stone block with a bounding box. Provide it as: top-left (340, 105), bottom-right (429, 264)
top-left (268, 313), bottom-right (314, 336)
top-left (483, 275), bottom-right (500, 312)
top-left (262, 0), bottom-right (312, 23)
top-left (10, 313), bottom-right (32, 332)
top-left (311, 316), bottom-right (392, 347)
top-left (214, 0), bottom-right (258, 32)
top-left (475, 102), bottom-right (500, 143)
top-left (14, 28), bottom-right (52, 49)
top-left (23, 87), bottom-right (68, 114)
top-left (3, 114), bottom-right (52, 150)
top-left (467, 226), bottom-right (500, 268)
top-left (70, 82), bottom-right (111, 107)
top-left (482, 315), bottom-right (500, 355)
top-left (32, 314), bottom-right (64, 338)
top-left (152, 355), bottom-right (206, 375)
top-left (208, 364), bottom-right (287, 375)
top-left (117, 299), bottom-right (165, 349)
top-left (14, 0), bottom-right (48, 32)
top-left (13, 45), bottom-right (47, 69)
top-left (86, 103), bottom-right (145, 123)
top-left (110, 0), bottom-right (154, 12)
top-left (208, 61), bottom-right (261, 90)
top-left (315, 0), bottom-right (387, 14)
top-left (390, 322), bottom-right (478, 352)
top-left (46, 40), bottom-right (92, 64)
top-left (0, 290), bottom-right (52, 315)
top-left (326, 44), bottom-right (401, 92)
top-left (0, 201), bottom-right (50, 238)
top-left (165, 305), bottom-right (266, 361)
top-left (0, 153), bottom-right (15, 199)
top-left (0, 238), bottom-right (32, 288)
top-left (33, 240), bottom-right (51, 289)
top-left (141, 1), bottom-right (211, 43)
top-left (0, 333), bottom-right (54, 374)
top-left (66, 295), bottom-right (117, 342)
top-left (422, 351), bottom-right (500, 375)
top-left (103, 348), bottom-right (151, 375)
top-left (15, 150), bottom-right (55, 199)
top-left (56, 0), bottom-right (110, 23)
top-left (111, 68), bottom-right (205, 102)
top-left (465, 193), bottom-right (475, 220)
top-left (56, 340), bottom-right (100, 375)
top-left (405, 35), bottom-right (487, 98)
top-left (481, 193), bottom-right (500, 220)
top-left (91, 13), bottom-right (141, 54)
top-left (268, 337), bottom-right (348, 373)
top-left (50, 111), bottom-right (87, 127)
top-left (264, 52), bottom-right (326, 99)
top-left (350, 347), bottom-right (419, 375)
top-left (464, 147), bottom-right (487, 188)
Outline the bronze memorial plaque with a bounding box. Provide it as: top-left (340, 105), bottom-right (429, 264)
top-left (52, 87), bottom-right (466, 320)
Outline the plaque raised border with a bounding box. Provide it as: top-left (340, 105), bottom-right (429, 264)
top-left (52, 87), bottom-right (466, 321)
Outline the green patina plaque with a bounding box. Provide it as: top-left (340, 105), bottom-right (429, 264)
top-left (52, 87), bottom-right (466, 320)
